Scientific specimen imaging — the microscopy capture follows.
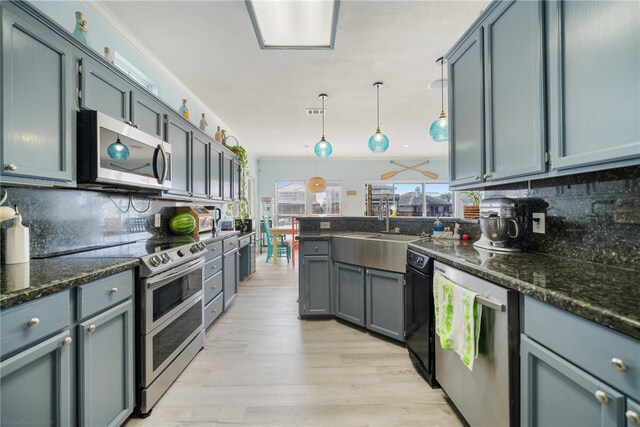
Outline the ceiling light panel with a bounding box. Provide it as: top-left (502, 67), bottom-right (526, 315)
top-left (246, 0), bottom-right (339, 49)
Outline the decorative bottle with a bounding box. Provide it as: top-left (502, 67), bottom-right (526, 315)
top-left (214, 126), bottom-right (223, 143)
top-left (73, 11), bottom-right (88, 45)
top-left (104, 47), bottom-right (114, 64)
top-left (199, 113), bottom-right (208, 132)
top-left (5, 206), bottom-right (30, 265)
top-left (178, 99), bottom-right (189, 119)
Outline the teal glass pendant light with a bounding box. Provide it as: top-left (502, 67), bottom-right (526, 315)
top-left (107, 135), bottom-right (130, 160)
top-left (368, 82), bottom-right (389, 153)
top-left (314, 94), bottom-right (333, 158)
top-left (429, 57), bottom-right (448, 143)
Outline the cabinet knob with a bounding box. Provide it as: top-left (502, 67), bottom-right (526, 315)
top-left (5, 163), bottom-right (17, 171)
top-left (626, 410), bottom-right (640, 426)
top-left (133, 124), bottom-right (139, 128)
top-left (483, 173), bottom-right (492, 179)
top-left (212, 285), bottom-right (217, 290)
top-left (109, 287), bottom-right (118, 294)
top-left (27, 318), bottom-right (40, 327)
top-left (125, 120), bottom-right (133, 126)
top-left (611, 357), bottom-right (627, 372)
top-left (87, 324), bottom-right (97, 333)
top-left (474, 175), bottom-right (481, 181)
top-left (594, 390), bottom-right (609, 404)
top-left (62, 337), bottom-right (73, 346)
top-left (314, 246), bottom-right (319, 251)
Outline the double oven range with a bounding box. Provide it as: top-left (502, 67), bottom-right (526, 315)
top-left (63, 237), bottom-right (207, 415)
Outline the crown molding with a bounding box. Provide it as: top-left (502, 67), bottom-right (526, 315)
top-left (80, 0), bottom-right (237, 140)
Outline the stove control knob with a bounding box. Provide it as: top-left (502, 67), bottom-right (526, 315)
top-left (199, 242), bottom-right (206, 250)
top-left (177, 250), bottom-right (185, 257)
top-left (149, 255), bottom-right (161, 266)
top-left (190, 245), bottom-right (198, 254)
top-left (161, 253), bottom-right (171, 263)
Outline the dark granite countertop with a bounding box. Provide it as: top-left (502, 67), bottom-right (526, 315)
top-left (409, 240), bottom-right (640, 340)
top-left (1, 258), bottom-right (139, 310)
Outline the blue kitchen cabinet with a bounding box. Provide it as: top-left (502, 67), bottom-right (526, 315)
top-left (131, 90), bottom-right (167, 140)
top-left (209, 143), bottom-right (223, 199)
top-left (80, 55), bottom-right (133, 123)
top-left (192, 130), bottom-right (210, 199)
top-left (546, 0), bottom-right (640, 172)
top-left (223, 154), bottom-right (234, 201)
top-left (334, 261), bottom-right (365, 326)
top-left (223, 238), bottom-right (239, 309)
top-left (234, 160), bottom-right (242, 201)
top-left (0, 330), bottom-right (73, 427)
top-left (78, 300), bottom-right (134, 427)
top-left (521, 335), bottom-right (626, 427)
top-left (1, 6), bottom-right (75, 185)
top-left (300, 255), bottom-right (331, 316)
top-left (365, 268), bottom-right (405, 341)
top-left (628, 399), bottom-right (640, 427)
top-left (166, 113), bottom-right (192, 197)
top-left (447, 27), bottom-right (485, 187)
top-left (482, 0), bottom-right (546, 181)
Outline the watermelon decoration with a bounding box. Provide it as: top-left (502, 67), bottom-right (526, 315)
top-left (169, 213), bottom-right (196, 235)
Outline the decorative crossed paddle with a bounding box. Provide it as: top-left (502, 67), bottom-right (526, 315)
top-left (381, 160), bottom-right (439, 180)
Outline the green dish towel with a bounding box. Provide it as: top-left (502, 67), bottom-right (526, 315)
top-left (433, 272), bottom-right (483, 371)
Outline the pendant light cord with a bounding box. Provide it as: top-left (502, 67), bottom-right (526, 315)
top-left (376, 84), bottom-right (380, 130)
top-left (321, 95), bottom-right (325, 139)
top-left (440, 57), bottom-right (444, 114)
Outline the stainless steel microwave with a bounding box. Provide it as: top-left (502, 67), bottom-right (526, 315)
top-left (77, 110), bottom-right (171, 191)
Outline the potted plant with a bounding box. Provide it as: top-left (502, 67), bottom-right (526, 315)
top-left (462, 191), bottom-right (482, 219)
top-left (226, 142), bottom-right (250, 231)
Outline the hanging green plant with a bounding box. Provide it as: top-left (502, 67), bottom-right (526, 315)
top-left (226, 142), bottom-right (250, 228)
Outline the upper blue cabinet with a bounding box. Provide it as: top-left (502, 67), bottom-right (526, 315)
top-left (446, 0), bottom-right (640, 189)
top-left (546, 0), bottom-right (640, 171)
top-left (0, 6), bottom-right (76, 185)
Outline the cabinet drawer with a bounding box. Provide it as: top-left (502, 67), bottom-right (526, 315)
top-left (204, 271), bottom-right (223, 305)
top-left (77, 270), bottom-right (134, 321)
top-left (204, 292), bottom-right (224, 329)
top-left (302, 241), bottom-right (329, 255)
top-left (239, 236), bottom-right (251, 248)
top-left (223, 237), bottom-right (239, 253)
top-left (524, 296), bottom-right (640, 401)
top-left (205, 256), bottom-right (223, 279)
top-left (1, 290), bottom-right (70, 358)
top-left (205, 241), bottom-right (223, 261)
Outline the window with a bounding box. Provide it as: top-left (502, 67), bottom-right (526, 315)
top-left (275, 180), bottom-right (342, 225)
top-left (364, 183), bottom-right (453, 217)
top-left (307, 180), bottom-right (341, 215)
top-left (113, 51), bottom-right (158, 95)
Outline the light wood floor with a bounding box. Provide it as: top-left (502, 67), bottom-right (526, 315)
top-left (125, 256), bottom-right (461, 427)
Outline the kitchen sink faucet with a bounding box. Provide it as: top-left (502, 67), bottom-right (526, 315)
top-left (379, 196), bottom-right (390, 232)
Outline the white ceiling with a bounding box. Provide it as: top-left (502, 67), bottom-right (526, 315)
top-left (100, 0), bottom-right (488, 160)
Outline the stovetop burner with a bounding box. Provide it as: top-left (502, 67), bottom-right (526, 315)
top-left (59, 236), bottom-right (208, 277)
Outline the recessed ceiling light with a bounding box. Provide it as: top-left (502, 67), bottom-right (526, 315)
top-left (428, 78), bottom-right (448, 91)
top-left (245, 0), bottom-right (340, 50)
top-left (404, 144), bottom-right (410, 148)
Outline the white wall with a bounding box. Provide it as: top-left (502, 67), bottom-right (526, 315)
top-left (257, 158), bottom-right (450, 216)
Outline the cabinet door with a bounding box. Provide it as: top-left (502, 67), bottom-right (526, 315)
top-left (209, 144), bottom-right (223, 199)
top-left (627, 399), bottom-right (640, 427)
top-left (80, 56), bottom-right (132, 122)
top-left (521, 335), bottom-right (626, 427)
top-left (191, 132), bottom-right (209, 199)
top-left (234, 160), bottom-right (242, 201)
top-left (547, 0), bottom-right (640, 171)
top-left (1, 8), bottom-right (74, 183)
top-left (166, 114), bottom-right (191, 196)
top-left (448, 28), bottom-right (485, 187)
top-left (300, 255), bottom-right (331, 316)
top-left (365, 268), bottom-right (405, 341)
top-left (78, 300), bottom-right (134, 427)
top-left (0, 330), bottom-right (72, 427)
top-left (483, 0), bottom-right (546, 181)
top-left (131, 90), bottom-right (166, 140)
top-left (334, 262), bottom-right (365, 326)
top-left (223, 250), bottom-right (238, 308)
top-left (223, 154), bottom-right (233, 200)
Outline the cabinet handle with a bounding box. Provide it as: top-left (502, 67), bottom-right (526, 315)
top-left (62, 337), bottom-right (72, 346)
top-left (212, 285), bottom-right (217, 290)
top-left (483, 173), bottom-right (492, 179)
top-left (611, 357), bottom-right (627, 372)
top-left (314, 246), bottom-right (319, 251)
top-left (27, 318), bottom-right (40, 327)
top-left (213, 310), bottom-right (217, 314)
top-left (5, 163), bottom-right (17, 171)
top-left (109, 287), bottom-right (118, 294)
top-left (474, 176), bottom-right (481, 181)
top-left (358, 268), bottom-right (362, 273)
top-left (133, 124), bottom-right (139, 128)
top-left (626, 410), bottom-right (640, 426)
top-left (125, 120), bottom-right (133, 126)
top-left (87, 324), bottom-right (97, 333)
top-left (594, 390), bottom-right (609, 404)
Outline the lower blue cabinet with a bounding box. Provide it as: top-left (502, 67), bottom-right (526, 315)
top-left (521, 334), bottom-right (626, 427)
top-left (365, 268), bottom-right (405, 341)
top-left (0, 330), bottom-right (72, 427)
top-left (300, 255), bottom-right (331, 316)
top-left (78, 299), bottom-right (134, 427)
top-left (334, 262), bottom-right (365, 326)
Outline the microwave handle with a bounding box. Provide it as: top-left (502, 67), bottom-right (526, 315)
top-left (153, 143), bottom-right (168, 185)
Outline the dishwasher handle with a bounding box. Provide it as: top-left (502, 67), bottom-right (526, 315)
top-left (434, 267), bottom-right (505, 312)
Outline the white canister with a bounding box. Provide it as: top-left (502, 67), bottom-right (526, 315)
top-left (5, 214), bottom-right (30, 264)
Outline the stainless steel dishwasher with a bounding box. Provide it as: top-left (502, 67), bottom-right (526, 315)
top-left (434, 261), bottom-right (519, 427)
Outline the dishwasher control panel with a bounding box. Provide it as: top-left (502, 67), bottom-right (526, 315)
top-left (407, 250), bottom-right (431, 272)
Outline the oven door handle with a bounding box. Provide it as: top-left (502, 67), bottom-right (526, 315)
top-left (145, 258), bottom-right (205, 290)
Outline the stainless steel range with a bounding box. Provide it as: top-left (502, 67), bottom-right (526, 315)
top-left (63, 237), bottom-right (207, 415)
